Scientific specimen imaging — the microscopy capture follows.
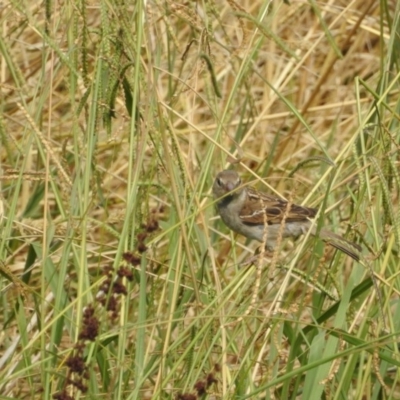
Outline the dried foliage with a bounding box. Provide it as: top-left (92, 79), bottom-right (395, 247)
top-left (1, 0), bottom-right (400, 398)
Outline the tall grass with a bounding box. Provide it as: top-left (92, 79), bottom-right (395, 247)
top-left (1, 0), bottom-right (400, 399)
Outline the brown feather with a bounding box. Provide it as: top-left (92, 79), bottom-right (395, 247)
top-left (239, 187), bottom-right (317, 225)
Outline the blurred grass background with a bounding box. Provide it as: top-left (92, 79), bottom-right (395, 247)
top-left (1, 0), bottom-right (400, 398)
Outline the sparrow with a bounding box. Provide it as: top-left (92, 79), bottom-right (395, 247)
top-left (212, 170), bottom-right (361, 261)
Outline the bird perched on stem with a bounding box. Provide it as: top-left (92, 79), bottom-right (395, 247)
top-left (212, 170), bottom-right (361, 261)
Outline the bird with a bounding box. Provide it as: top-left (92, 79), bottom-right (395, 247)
top-left (212, 170), bottom-right (361, 261)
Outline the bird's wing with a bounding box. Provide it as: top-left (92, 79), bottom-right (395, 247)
top-left (239, 188), bottom-right (317, 225)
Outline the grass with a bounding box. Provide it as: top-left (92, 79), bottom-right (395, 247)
top-left (1, 0), bottom-right (400, 399)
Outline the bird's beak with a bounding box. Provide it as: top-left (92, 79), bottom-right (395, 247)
top-left (226, 182), bottom-right (235, 192)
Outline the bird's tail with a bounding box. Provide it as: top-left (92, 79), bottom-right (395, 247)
top-left (314, 228), bottom-right (361, 261)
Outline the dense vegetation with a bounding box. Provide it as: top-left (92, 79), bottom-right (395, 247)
top-left (1, 0), bottom-right (399, 398)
